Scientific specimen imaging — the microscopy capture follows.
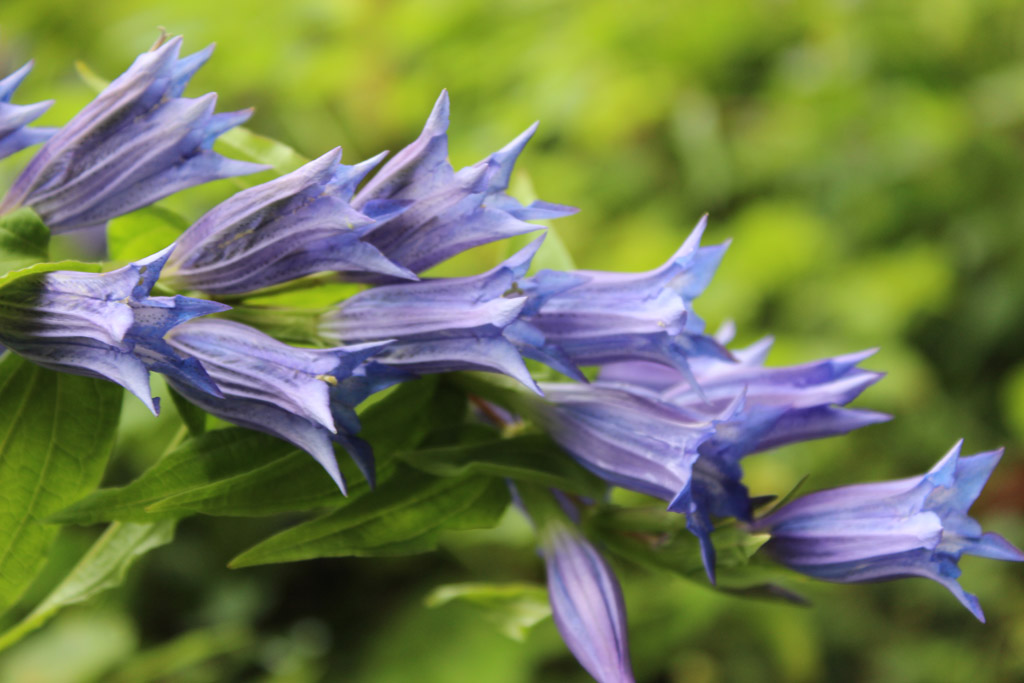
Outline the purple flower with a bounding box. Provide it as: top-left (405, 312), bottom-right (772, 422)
top-left (0, 60), bottom-right (55, 160)
top-left (0, 245), bottom-right (226, 414)
top-left (0, 36), bottom-right (265, 232)
top-left (163, 148), bottom-right (415, 294)
top-left (598, 336), bottom-right (888, 578)
top-left (528, 380), bottom-right (728, 518)
top-left (319, 237), bottom-right (545, 392)
top-left (541, 520), bottom-right (635, 683)
top-left (348, 91), bottom-right (576, 280)
top-left (164, 318), bottom-right (387, 492)
top-left (515, 216), bottom-right (730, 383)
top-left (751, 441), bottom-right (1024, 622)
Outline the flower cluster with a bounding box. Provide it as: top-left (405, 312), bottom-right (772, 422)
top-left (0, 37), bottom-right (1019, 681)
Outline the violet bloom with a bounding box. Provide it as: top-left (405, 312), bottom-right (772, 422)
top-left (320, 237), bottom-right (545, 392)
top-left (0, 245), bottom-right (226, 414)
top-left (600, 336), bottom-right (888, 578)
top-left (752, 441), bottom-right (1024, 622)
top-left (529, 380), bottom-right (729, 528)
top-left (163, 148), bottom-right (414, 294)
top-left (541, 520), bottom-right (635, 683)
top-left (164, 318), bottom-right (387, 492)
top-left (515, 216), bottom-right (731, 384)
top-left (348, 90), bottom-right (576, 280)
top-left (0, 60), bottom-right (54, 160)
top-left (0, 36), bottom-right (265, 232)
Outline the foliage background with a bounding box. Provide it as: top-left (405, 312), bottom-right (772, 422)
top-left (1, 0), bottom-right (1024, 680)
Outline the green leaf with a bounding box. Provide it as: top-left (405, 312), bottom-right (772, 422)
top-left (425, 582), bottom-right (551, 642)
top-left (0, 260), bottom-right (102, 293)
top-left (396, 435), bottom-right (606, 498)
top-left (167, 385), bottom-right (206, 437)
top-left (0, 354), bottom-right (123, 616)
top-left (50, 429), bottom-right (298, 524)
top-left (229, 469), bottom-right (508, 567)
top-left (216, 126), bottom-right (308, 176)
top-left (0, 208), bottom-right (49, 276)
top-left (0, 520), bottom-right (175, 651)
top-left (106, 206), bottom-right (188, 263)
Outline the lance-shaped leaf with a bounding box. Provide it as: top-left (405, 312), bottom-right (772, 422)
top-left (0, 36), bottom-right (265, 232)
top-left (0, 354), bottom-right (122, 615)
top-left (0, 208), bottom-right (50, 276)
top-left (229, 469), bottom-right (509, 567)
top-left (0, 520), bottom-right (175, 651)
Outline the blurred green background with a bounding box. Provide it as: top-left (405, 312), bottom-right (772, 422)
top-left (2, 0), bottom-right (1024, 681)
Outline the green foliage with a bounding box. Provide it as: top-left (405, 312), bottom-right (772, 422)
top-left (229, 469), bottom-right (509, 567)
top-left (425, 582), bottom-right (551, 642)
top-left (0, 354), bottom-right (122, 615)
top-left (0, 521), bottom-right (175, 651)
top-left (0, 208), bottom-right (49, 275)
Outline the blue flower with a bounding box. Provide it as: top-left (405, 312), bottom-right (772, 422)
top-left (347, 91), bottom-right (576, 280)
top-left (0, 245), bottom-right (226, 414)
top-left (515, 215), bottom-right (730, 383)
top-left (164, 318), bottom-right (388, 492)
top-left (320, 237), bottom-right (546, 392)
top-left (0, 60), bottom-right (55, 160)
top-left (598, 335), bottom-right (888, 578)
top-left (164, 148), bottom-right (415, 294)
top-left (541, 520), bottom-right (635, 683)
top-left (751, 441), bottom-right (1024, 622)
top-left (0, 36), bottom-right (265, 232)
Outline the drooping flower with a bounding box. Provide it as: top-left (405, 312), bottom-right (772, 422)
top-left (599, 336), bottom-right (888, 578)
top-left (0, 36), bottom-right (265, 232)
top-left (514, 215), bottom-right (731, 384)
top-left (319, 237), bottom-right (546, 392)
top-left (0, 245), bottom-right (226, 414)
top-left (163, 148), bottom-right (414, 294)
top-left (541, 519), bottom-right (635, 683)
top-left (751, 441), bottom-right (1024, 622)
top-left (164, 318), bottom-right (388, 492)
top-left (512, 484), bottom-right (634, 683)
top-left (525, 381), bottom-right (730, 534)
top-left (347, 90), bottom-right (576, 281)
top-left (0, 60), bottom-right (55, 160)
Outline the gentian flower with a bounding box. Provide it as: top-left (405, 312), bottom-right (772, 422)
top-left (164, 318), bottom-right (388, 492)
top-left (319, 237), bottom-right (546, 392)
top-left (163, 148), bottom-right (415, 294)
top-left (515, 215), bottom-right (731, 385)
top-left (0, 245), bottom-right (226, 414)
top-left (347, 90), bottom-right (576, 280)
top-left (0, 36), bottom-right (265, 232)
top-left (541, 519), bottom-right (635, 683)
top-left (751, 441), bottom-right (1024, 622)
top-left (599, 336), bottom-right (888, 578)
top-left (0, 60), bottom-right (54, 160)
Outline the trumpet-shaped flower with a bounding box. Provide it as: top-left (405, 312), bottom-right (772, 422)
top-left (751, 441), bottom-right (1024, 622)
top-left (320, 237), bottom-right (545, 392)
top-left (0, 245), bottom-right (226, 413)
top-left (163, 148), bottom-right (414, 294)
top-left (164, 318), bottom-right (388, 492)
top-left (541, 520), bottom-right (635, 683)
top-left (348, 91), bottom-right (576, 280)
top-left (0, 60), bottom-right (54, 160)
top-left (599, 337), bottom-right (888, 577)
top-left (516, 216), bottom-right (730, 383)
top-left (0, 36), bottom-right (265, 232)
